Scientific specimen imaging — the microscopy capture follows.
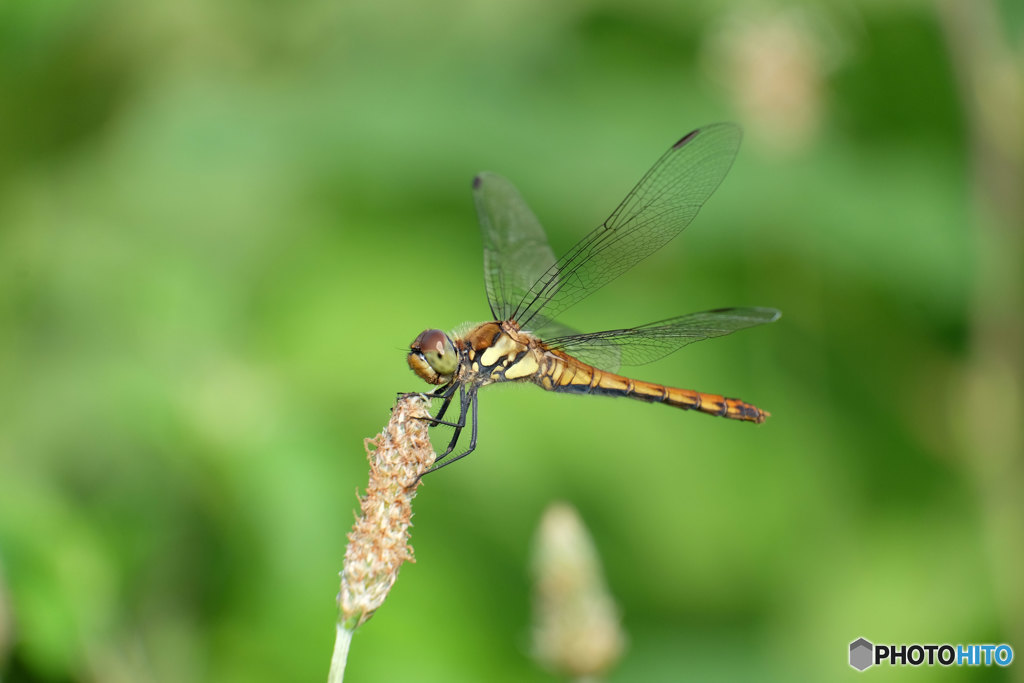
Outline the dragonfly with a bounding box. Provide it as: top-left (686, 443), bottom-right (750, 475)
top-left (407, 123), bottom-right (780, 475)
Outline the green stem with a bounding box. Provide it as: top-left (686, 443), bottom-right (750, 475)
top-left (327, 623), bottom-right (353, 683)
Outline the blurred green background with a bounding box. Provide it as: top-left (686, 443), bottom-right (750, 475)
top-left (2, 0), bottom-right (1023, 681)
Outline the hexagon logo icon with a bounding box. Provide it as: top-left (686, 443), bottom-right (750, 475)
top-left (850, 638), bottom-right (874, 671)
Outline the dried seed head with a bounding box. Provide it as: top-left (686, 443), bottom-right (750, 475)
top-left (338, 394), bottom-right (436, 630)
top-left (531, 502), bottom-right (626, 678)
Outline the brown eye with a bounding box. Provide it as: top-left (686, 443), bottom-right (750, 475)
top-left (410, 329), bottom-right (458, 375)
top-left (412, 329), bottom-right (448, 356)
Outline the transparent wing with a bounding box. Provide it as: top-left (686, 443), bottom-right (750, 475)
top-left (522, 314), bottom-right (623, 370)
top-left (542, 307), bottom-right (781, 372)
top-left (510, 123), bottom-right (742, 329)
top-left (474, 172), bottom-right (558, 321)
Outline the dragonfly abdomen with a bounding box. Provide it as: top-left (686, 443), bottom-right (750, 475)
top-left (538, 352), bottom-right (769, 424)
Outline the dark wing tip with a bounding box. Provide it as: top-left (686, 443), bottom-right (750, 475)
top-left (673, 122), bottom-right (743, 149)
top-left (672, 128), bottom-right (701, 149)
top-left (472, 174), bottom-right (483, 189)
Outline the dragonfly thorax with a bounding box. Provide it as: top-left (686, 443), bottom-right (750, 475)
top-left (408, 328), bottom-right (459, 385)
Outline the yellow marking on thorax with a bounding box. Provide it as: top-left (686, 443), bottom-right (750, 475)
top-left (536, 351), bottom-right (561, 389)
top-left (503, 351), bottom-right (540, 380)
top-left (479, 330), bottom-right (526, 367)
top-left (560, 361), bottom-right (590, 386)
top-left (547, 360), bottom-right (565, 386)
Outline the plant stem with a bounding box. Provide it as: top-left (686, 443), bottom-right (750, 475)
top-left (327, 623), bottom-right (353, 683)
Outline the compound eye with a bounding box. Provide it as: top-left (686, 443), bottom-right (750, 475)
top-left (412, 329), bottom-right (447, 356)
top-left (410, 329), bottom-right (457, 375)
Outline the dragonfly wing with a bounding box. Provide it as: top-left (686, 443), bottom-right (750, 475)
top-left (519, 313), bottom-right (578, 339)
top-left (524, 314), bottom-right (623, 371)
top-left (511, 123), bottom-right (742, 329)
top-left (474, 172), bottom-right (558, 321)
top-left (542, 307), bottom-right (780, 370)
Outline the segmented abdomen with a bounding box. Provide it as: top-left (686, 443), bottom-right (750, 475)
top-left (535, 349), bottom-right (769, 423)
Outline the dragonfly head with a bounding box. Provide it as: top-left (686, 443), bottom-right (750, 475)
top-left (408, 329), bottom-right (458, 384)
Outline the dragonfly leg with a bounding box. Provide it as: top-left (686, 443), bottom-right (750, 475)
top-left (397, 383), bottom-right (452, 401)
top-left (431, 382), bottom-right (457, 399)
top-left (420, 389), bottom-right (480, 476)
top-left (405, 388), bottom-right (479, 487)
top-left (420, 387), bottom-right (467, 432)
top-left (434, 385), bottom-right (470, 459)
top-left (410, 382), bottom-right (460, 426)
top-left (426, 384), bottom-right (458, 425)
